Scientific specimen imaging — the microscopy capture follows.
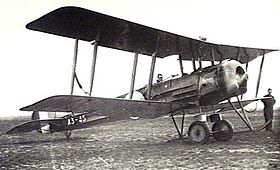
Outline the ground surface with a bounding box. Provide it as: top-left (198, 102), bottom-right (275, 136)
top-left (0, 111), bottom-right (279, 169)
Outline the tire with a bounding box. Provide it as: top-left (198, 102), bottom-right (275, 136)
top-left (212, 120), bottom-right (233, 142)
top-left (188, 121), bottom-right (210, 144)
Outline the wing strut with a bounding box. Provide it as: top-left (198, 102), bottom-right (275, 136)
top-left (147, 54), bottom-right (156, 99)
top-left (147, 37), bottom-right (160, 99)
top-left (242, 51), bottom-right (266, 111)
top-left (178, 55), bottom-right (184, 75)
top-left (128, 53), bottom-right (139, 99)
top-left (191, 54), bottom-right (197, 71)
top-left (255, 51), bottom-right (265, 98)
top-left (198, 55), bottom-right (202, 71)
top-left (211, 46), bottom-right (215, 66)
top-left (70, 38), bottom-right (79, 95)
top-left (89, 40), bottom-right (98, 96)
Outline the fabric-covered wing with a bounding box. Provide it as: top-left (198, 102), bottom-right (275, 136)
top-left (178, 98), bottom-right (265, 114)
top-left (20, 95), bottom-right (267, 119)
top-left (182, 97), bottom-right (267, 114)
top-left (214, 100), bottom-right (254, 113)
top-left (20, 95), bottom-right (186, 119)
top-left (175, 101), bottom-right (248, 115)
top-left (216, 97), bottom-right (270, 113)
top-left (26, 6), bottom-right (276, 63)
top-left (9, 97), bottom-right (265, 135)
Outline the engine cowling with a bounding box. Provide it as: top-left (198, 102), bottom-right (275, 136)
top-left (216, 60), bottom-right (248, 96)
top-left (199, 59), bottom-right (248, 105)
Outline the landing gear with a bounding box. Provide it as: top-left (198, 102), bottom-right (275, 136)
top-left (212, 120), bottom-right (233, 142)
top-left (188, 121), bottom-right (210, 144)
top-left (171, 113), bottom-right (234, 144)
top-left (186, 114), bottom-right (234, 144)
top-left (64, 131), bottom-right (72, 139)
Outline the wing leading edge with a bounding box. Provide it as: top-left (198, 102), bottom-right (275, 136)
top-left (26, 6), bottom-right (277, 63)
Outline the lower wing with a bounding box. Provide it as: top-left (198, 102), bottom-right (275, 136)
top-left (182, 97), bottom-right (269, 115)
top-left (11, 95), bottom-right (266, 134)
top-left (20, 95), bottom-right (189, 119)
top-left (21, 95), bottom-right (268, 118)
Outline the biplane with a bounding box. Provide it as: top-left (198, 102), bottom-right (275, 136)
top-left (6, 6), bottom-right (277, 144)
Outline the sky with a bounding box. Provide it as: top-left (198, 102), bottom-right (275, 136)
top-left (0, 0), bottom-right (280, 117)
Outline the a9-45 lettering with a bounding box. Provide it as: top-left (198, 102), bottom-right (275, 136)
top-left (67, 115), bottom-right (87, 125)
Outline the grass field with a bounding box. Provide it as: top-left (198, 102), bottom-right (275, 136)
top-left (0, 110), bottom-right (279, 169)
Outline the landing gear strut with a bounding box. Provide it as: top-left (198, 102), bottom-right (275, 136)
top-left (171, 112), bottom-right (234, 144)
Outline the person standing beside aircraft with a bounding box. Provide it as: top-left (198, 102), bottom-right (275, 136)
top-left (261, 88), bottom-right (276, 131)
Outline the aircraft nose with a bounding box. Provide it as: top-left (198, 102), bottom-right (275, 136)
top-left (235, 66), bottom-right (248, 81)
top-left (235, 66), bottom-right (248, 94)
top-left (219, 60), bottom-right (248, 96)
top-left (236, 65), bottom-right (248, 79)
top-left (236, 66), bottom-right (246, 77)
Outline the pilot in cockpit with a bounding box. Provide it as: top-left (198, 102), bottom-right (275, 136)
top-left (156, 74), bottom-right (163, 83)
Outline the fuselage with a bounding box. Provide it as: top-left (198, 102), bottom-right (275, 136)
top-left (138, 59), bottom-right (248, 106)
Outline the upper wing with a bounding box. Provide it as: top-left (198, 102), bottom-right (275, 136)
top-left (26, 6), bottom-right (276, 63)
top-left (20, 95), bottom-right (187, 119)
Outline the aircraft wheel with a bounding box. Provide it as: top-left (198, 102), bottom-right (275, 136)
top-left (188, 121), bottom-right (210, 144)
top-left (212, 120), bottom-right (233, 142)
top-left (65, 131), bottom-right (72, 139)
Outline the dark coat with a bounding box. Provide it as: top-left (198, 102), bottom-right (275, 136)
top-left (262, 94), bottom-right (276, 113)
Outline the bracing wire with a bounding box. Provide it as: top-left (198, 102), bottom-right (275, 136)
top-left (74, 72), bottom-right (89, 95)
